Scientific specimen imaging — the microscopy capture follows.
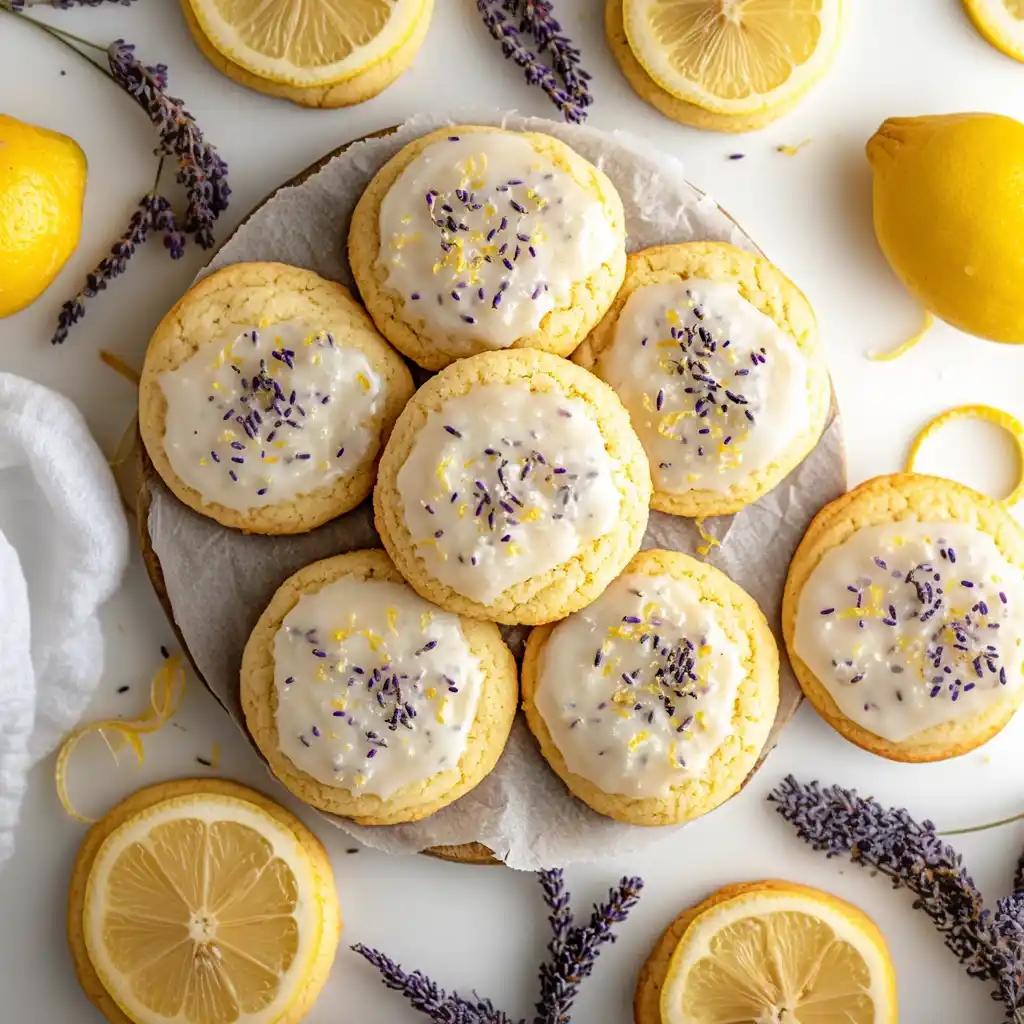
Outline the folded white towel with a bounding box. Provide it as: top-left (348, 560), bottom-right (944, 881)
top-left (0, 374), bottom-right (128, 869)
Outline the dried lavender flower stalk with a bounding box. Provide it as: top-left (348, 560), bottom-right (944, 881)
top-left (769, 775), bottom-right (1001, 979)
top-left (516, 0), bottom-right (592, 114)
top-left (351, 944), bottom-right (519, 1023)
top-left (355, 868), bottom-right (644, 1023)
top-left (107, 40), bottom-right (229, 248)
top-left (476, 0), bottom-right (589, 123)
top-left (52, 195), bottom-right (155, 345)
top-left (534, 872), bottom-right (644, 1024)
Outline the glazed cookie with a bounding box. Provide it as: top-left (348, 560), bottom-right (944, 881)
top-left (240, 549), bottom-right (518, 825)
top-left (180, 0), bottom-right (434, 109)
top-left (522, 549), bottom-right (779, 826)
top-left (349, 124), bottom-right (627, 370)
top-left (575, 242), bottom-right (830, 517)
top-left (784, 473), bottom-right (1024, 762)
top-left (604, 0), bottom-right (805, 133)
top-left (373, 349), bottom-right (652, 625)
top-left (139, 262), bottom-right (414, 534)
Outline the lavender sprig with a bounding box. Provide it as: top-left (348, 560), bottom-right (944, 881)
top-left (53, 194), bottom-right (155, 345)
top-left (516, 1), bottom-right (592, 113)
top-left (355, 868), bottom-right (643, 1023)
top-left (534, 872), bottom-right (644, 1024)
top-left (350, 945), bottom-right (517, 1024)
top-left (108, 40), bottom-right (230, 249)
top-left (476, 0), bottom-right (590, 123)
top-left (769, 776), bottom-right (999, 977)
top-left (769, 775), bottom-right (1024, 1022)
top-left (3, 1), bottom-right (137, 8)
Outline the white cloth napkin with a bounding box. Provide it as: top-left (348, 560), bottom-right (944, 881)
top-left (0, 374), bottom-right (128, 869)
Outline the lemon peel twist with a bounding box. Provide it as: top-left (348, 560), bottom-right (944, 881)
top-left (868, 311), bottom-right (934, 361)
top-left (55, 655), bottom-right (186, 822)
top-left (694, 516), bottom-right (722, 557)
top-left (905, 404), bottom-right (1024, 508)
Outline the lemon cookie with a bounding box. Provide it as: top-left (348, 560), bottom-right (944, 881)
top-left (576, 242), bottom-right (830, 517)
top-left (68, 778), bottom-right (340, 1024)
top-left (240, 549), bottom-right (518, 824)
top-left (522, 549), bottom-right (778, 826)
top-left (634, 880), bottom-right (896, 1024)
top-left (349, 124), bottom-right (627, 370)
top-left (374, 349), bottom-right (651, 625)
top-left (181, 0), bottom-right (434, 109)
top-left (784, 473), bottom-right (1024, 762)
top-left (139, 262), bottom-right (414, 534)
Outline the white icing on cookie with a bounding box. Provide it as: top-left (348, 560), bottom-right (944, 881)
top-left (160, 320), bottom-right (384, 510)
top-left (794, 522), bottom-right (1024, 742)
top-left (377, 132), bottom-right (619, 352)
top-left (534, 572), bottom-right (745, 798)
top-left (274, 575), bottom-right (483, 798)
top-left (598, 279), bottom-right (808, 496)
top-left (396, 383), bottom-right (621, 604)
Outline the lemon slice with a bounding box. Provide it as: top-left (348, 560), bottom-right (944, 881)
top-left (964, 0), bottom-right (1024, 62)
top-left (623, 0), bottom-right (844, 116)
top-left (660, 881), bottom-right (897, 1024)
top-left (79, 781), bottom-right (338, 1024)
top-left (186, 0), bottom-right (428, 87)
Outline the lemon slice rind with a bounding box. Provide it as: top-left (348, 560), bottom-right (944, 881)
top-left (623, 0), bottom-right (845, 116)
top-left (82, 790), bottom-right (325, 1024)
top-left (186, 0), bottom-right (427, 87)
top-left (659, 881), bottom-right (895, 1024)
top-left (964, 0), bottom-right (1024, 63)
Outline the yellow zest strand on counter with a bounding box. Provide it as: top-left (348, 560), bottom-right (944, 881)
top-left (905, 404), bottom-right (1024, 508)
top-left (868, 311), bottom-right (934, 361)
top-left (776, 139), bottom-right (812, 156)
top-left (695, 517), bottom-right (721, 557)
top-left (55, 655), bottom-right (186, 822)
top-left (98, 349), bottom-right (141, 385)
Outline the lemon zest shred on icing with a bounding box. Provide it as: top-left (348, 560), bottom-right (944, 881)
top-left (904, 403), bottom-right (1024, 508)
top-left (695, 517), bottom-right (721, 557)
top-left (54, 655), bottom-right (186, 823)
top-left (98, 349), bottom-right (141, 386)
top-left (868, 310), bottom-right (934, 361)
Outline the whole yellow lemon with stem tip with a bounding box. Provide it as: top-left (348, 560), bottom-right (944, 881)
top-left (867, 113), bottom-right (1024, 344)
top-left (0, 114), bottom-right (86, 319)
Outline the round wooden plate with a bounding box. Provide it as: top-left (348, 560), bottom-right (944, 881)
top-left (134, 125), bottom-right (832, 870)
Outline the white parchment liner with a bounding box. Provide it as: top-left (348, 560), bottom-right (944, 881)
top-left (147, 112), bottom-right (846, 870)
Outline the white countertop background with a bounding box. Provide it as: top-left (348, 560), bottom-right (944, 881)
top-left (2, 1), bottom-right (1023, 1020)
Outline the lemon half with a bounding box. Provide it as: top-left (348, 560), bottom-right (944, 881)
top-left (76, 780), bottom-right (339, 1024)
top-left (964, 0), bottom-right (1024, 63)
top-left (186, 0), bottom-right (427, 87)
top-left (623, 0), bottom-right (844, 116)
top-left (659, 880), bottom-right (897, 1024)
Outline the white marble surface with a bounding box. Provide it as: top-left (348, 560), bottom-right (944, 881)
top-left (1, 1), bottom-right (1023, 1020)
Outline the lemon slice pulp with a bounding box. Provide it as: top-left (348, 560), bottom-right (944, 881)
top-left (964, 0), bottom-right (1024, 62)
top-left (661, 882), bottom-right (896, 1024)
top-left (186, 0), bottom-right (427, 86)
top-left (83, 792), bottom-right (326, 1024)
top-left (623, 0), bottom-right (844, 115)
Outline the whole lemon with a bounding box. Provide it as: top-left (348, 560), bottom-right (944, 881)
top-left (867, 112), bottom-right (1024, 344)
top-left (0, 114), bottom-right (87, 319)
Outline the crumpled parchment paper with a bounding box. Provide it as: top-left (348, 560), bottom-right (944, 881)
top-left (148, 112), bottom-right (846, 870)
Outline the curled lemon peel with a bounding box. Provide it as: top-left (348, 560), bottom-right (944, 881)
top-left (776, 139), bottom-right (812, 156)
top-left (905, 404), bottom-right (1024, 508)
top-left (98, 349), bottom-right (141, 386)
top-left (55, 655), bottom-right (186, 823)
top-left (868, 310), bottom-right (934, 361)
top-left (695, 516), bottom-right (721, 557)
